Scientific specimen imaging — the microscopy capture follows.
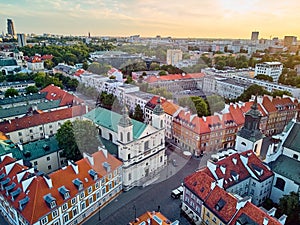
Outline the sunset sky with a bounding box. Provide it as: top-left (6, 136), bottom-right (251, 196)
top-left (0, 0), bottom-right (299, 39)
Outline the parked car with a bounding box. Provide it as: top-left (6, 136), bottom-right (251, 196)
top-left (172, 159), bottom-right (178, 167)
top-left (171, 186), bottom-right (183, 199)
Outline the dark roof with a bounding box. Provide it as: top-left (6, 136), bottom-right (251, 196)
top-left (283, 122), bottom-right (300, 153)
top-left (0, 92), bottom-right (47, 106)
top-left (0, 57), bottom-right (17, 67)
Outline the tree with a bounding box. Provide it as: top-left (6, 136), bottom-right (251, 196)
top-left (73, 120), bottom-right (102, 155)
top-left (5, 88), bottom-right (19, 98)
top-left (148, 87), bottom-right (172, 99)
top-left (25, 85), bottom-right (39, 94)
top-left (44, 59), bottom-right (54, 70)
top-left (178, 96), bottom-right (209, 117)
top-left (278, 192), bottom-right (300, 225)
top-left (82, 61), bottom-right (89, 70)
top-left (207, 95), bottom-right (225, 114)
top-left (87, 62), bottom-right (111, 75)
top-left (255, 74), bottom-right (273, 82)
top-left (271, 90), bottom-right (292, 98)
top-left (237, 84), bottom-right (270, 102)
top-left (132, 104), bottom-right (144, 122)
top-left (56, 120), bottom-right (82, 161)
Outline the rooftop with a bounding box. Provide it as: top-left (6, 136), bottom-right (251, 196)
top-left (270, 155), bottom-right (300, 185)
top-left (282, 122), bottom-right (300, 153)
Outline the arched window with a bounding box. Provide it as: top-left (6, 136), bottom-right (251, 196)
top-left (120, 133), bottom-right (123, 142)
top-left (274, 177), bottom-right (285, 191)
top-left (254, 144), bottom-right (258, 153)
top-left (127, 132), bottom-right (130, 142)
top-left (160, 120), bottom-right (163, 128)
top-left (98, 128), bottom-right (102, 136)
top-left (241, 142), bottom-right (246, 146)
top-left (109, 133), bottom-right (113, 141)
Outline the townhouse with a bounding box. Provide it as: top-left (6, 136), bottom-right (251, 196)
top-left (182, 165), bottom-right (285, 225)
top-left (0, 105), bottom-right (87, 144)
top-left (0, 148), bottom-right (122, 225)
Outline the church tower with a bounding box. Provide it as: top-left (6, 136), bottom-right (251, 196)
top-left (117, 105), bottom-right (133, 144)
top-left (152, 97), bottom-right (165, 130)
top-left (235, 96), bottom-right (264, 155)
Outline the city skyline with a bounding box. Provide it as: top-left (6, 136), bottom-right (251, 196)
top-left (0, 0), bottom-right (299, 39)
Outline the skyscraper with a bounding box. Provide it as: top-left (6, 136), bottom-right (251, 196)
top-left (17, 33), bottom-right (27, 47)
top-left (251, 31), bottom-right (259, 41)
top-left (7, 19), bottom-right (16, 37)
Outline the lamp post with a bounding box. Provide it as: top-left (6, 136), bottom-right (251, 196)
top-left (133, 205), bottom-right (137, 220)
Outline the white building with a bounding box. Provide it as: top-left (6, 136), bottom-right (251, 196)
top-left (84, 105), bottom-right (166, 191)
top-left (254, 62), bottom-right (283, 83)
top-left (167, 49), bottom-right (182, 66)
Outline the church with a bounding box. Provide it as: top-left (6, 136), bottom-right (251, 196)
top-left (84, 99), bottom-right (166, 191)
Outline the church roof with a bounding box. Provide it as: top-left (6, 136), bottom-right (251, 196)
top-left (84, 107), bottom-right (147, 139)
top-left (282, 122), bottom-right (300, 153)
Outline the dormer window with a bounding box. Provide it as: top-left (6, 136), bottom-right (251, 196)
top-left (72, 178), bottom-right (83, 191)
top-left (215, 198), bottom-right (226, 211)
top-left (58, 186), bottom-right (70, 200)
top-left (88, 169), bottom-right (98, 181)
top-left (19, 196), bottom-right (30, 211)
top-left (11, 187), bottom-right (21, 201)
top-left (44, 194), bottom-right (56, 209)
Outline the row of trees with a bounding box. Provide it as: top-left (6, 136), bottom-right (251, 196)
top-left (3, 85), bottom-right (39, 98)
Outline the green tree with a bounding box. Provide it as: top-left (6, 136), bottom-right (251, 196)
top-left (207, 95), bottom-right (225, 114)
top-left (158, 70), bottom-right (167, 76)
top-left (56, 120), bottom-right (82, 161)
top-left (132, 104), bottom-right (144, 122)
top-left (271, 90), bottom-right (292, 98)
top-left (73, 120), bottom-right (102, 155)
top-left (87, 62), bottom-right (111, 75)
top-left (5, 88), bottom-right (19, 97)
top-left (25, 85), bottom-right (39, 94)
top-left (237, 84), bottom-right (270, 102)
top-left (82, 61), bottom-right (89, 70)
top-left (178, 96), bottom-right (209, 117)
top-left (278, 192), bottom-right (300, 225)
top-left (255, 74), bottom-right (273, 82)
top-left (215, 60), bottom-right (226, 70)
top-left (148, 87), bottom-right (172, 99)
top-left (44, 59), bottom-right (54, 70)
top-left (125, 76), bottom-right (134, 84)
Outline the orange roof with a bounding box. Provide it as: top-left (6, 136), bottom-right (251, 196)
top-left (0, 150), bottom-right (122, 224)
top-left (144, 73), bottom-right (204, 83)
top-left (40, 84), bottom-right (83, 106)
top-left (74, 69), bottom-right (85, 77)
top-left (130, 211), bottom-right (175, 225)
top-left (0, 131), bottom-right (8, 140)
top-left (146, 96), bottom-right (167, 110)
top-left (0, 105), bottom-right (87, 133)
top-left (184, 170), bottom-right (215, 201)
top-left (230, 202), bottom-right (282, 225)
top-left (161, 101), bottom-right (180, 115)
top-left (205, 185), bottom-right (238, 223)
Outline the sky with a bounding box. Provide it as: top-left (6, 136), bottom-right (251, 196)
top-left (0, 0), bottom-right (299, 39)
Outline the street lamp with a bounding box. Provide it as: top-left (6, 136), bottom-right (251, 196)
top-left (133, 205), bottom-right (137, 219)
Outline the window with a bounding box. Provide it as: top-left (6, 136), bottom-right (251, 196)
top-left (89, 196), bottom-right (93, 205)
top-left (127, 132), bottom-right (130, 141)
top-left (50, 201), bottom-right (56, 209)
top-left (95, 182), bottom-right (99, 189)
top-left (128, 173), bottom-right (132, 181)
top-left (160, 156), bottom-right (163, 162)
top-left (47, 156), bottom-right (50, 161)
top-left (41, 217), bottom-right (48, 225)
top-left (52, 209), bottom-right (58, 218)
top-left (120, 133), bottom-right (123, 142)
top-left (81, 202), bottom-right (86, 210)
top-left (29, 129), bottom-right (33, 133)
top-left (274, 177), bottom-right (285, 191)
top-left (34, 161), bottom-right (38, 166)
top-left (80, 192), bottom-right (85, 199)
top-left (63, 214), bottom-right (69, 223)
top-left (206, 211), bottom-right (210, 218)
top-left (18, 132), bottom-right (22, 136)
top-left (53, 220), bottom-right (60, 225)
top-left (96, 191), bottom-right (100, 199)
top-left (293, 154), bottom-right (298, 160)
top-left (40, 127), bottom-right (43, 131)
top-left (88, 186), bottom-right (92, 194)
top-left (71, 197), bottom-right (76, 205)
top-left (128, 154), bottom-right (131, 160)
top-left (48, 165), bottom-right (52, 170)
top-left (73, 207), bottom-right (78, 217)
top-left (102, 188), bottom-right (106, 195)
top-left (144, 141), bottom-right (149, 150)
top-left (62, 203), bottom-right (68, 211)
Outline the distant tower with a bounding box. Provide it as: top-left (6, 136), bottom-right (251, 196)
top-left (17, 33), bottom-right (27, 47)
top-left (151, 97), bottom-right (165, 130)
top-left (88, 32), bottom-right (91, 38)
top-left (235, 96), bottom-right (264, 155)
top-left (117, 105), bottom-right (133, 144)
top-left (7, 19), bottom-right (16, 37)
top-left (251, 31), bottom-right (259, 41)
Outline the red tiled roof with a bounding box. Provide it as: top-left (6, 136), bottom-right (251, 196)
top-left (205, 185), bottom-right (238, 223)
top-left (41, 55), bottom-right (53, 60)
top-left (184, 170), bottom-right (215, 201)
top-left (0, 105), bottom-right (87, 133)
top-left (74, 69), bottom-right (85, 77)
top-left (130, 211), bottom-right (173, 225)
top-left (262, 96), bottom-right (277, 113)
top-left (0, 150), bottom-right (122, 224)
top-left (230, 202), bottom-right (282, 225)
top-left (40, 84), bottom-right (83, 106)
top-left (144, 73), bottom-right (204, 83)
top-left (161, 101), bottom-right (180, 116)
top-left (146, 96), bottom-right (167, 110)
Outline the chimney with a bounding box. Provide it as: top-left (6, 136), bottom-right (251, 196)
top-left (263, 217), bottom-right (269, 225)
top-left (102, 148), bottom-right (108, 158)
top-left (68, 161), bottom-right (79, 174)
top-left (83, 152), bottom-right (94, 166)
top-left (220, 165), bottom-right (226, 174)
top-left (43, 175), bottom-right (53, 189)
top-left (278, 215), bottom-right (287, 225)
top-left (210, 181), bottom-right (216, 190)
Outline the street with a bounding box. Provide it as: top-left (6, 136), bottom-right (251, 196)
top-left (83, 148), bottom-right (213, 225)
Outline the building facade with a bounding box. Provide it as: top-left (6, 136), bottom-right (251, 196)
top-left (254, 62), bottom-right (283, 83)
